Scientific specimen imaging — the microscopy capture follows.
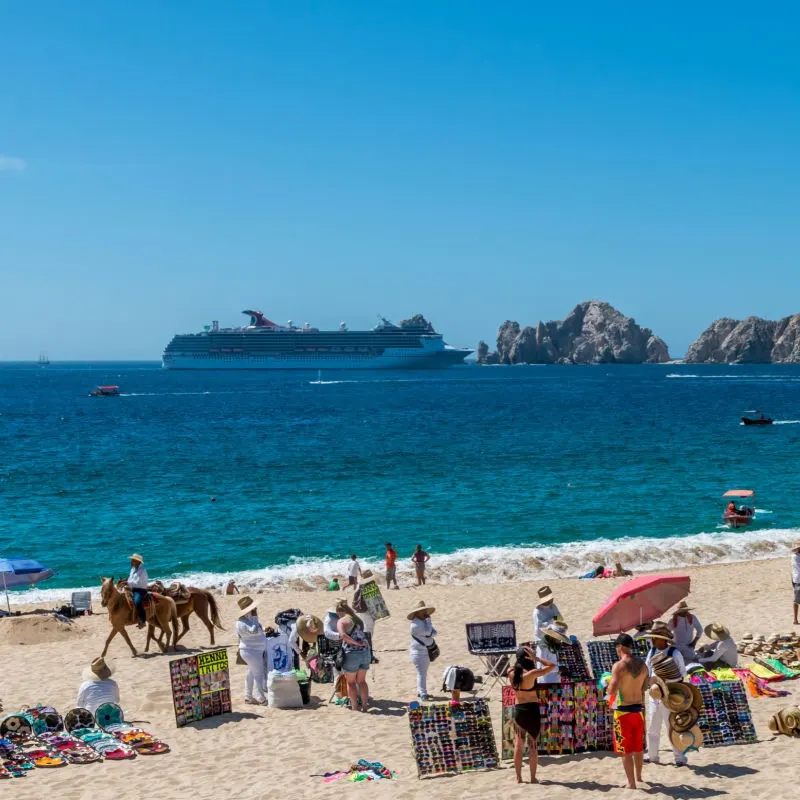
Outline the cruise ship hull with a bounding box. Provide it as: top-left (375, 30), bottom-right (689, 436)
top-left (163, 347), bottom-right (470, 370)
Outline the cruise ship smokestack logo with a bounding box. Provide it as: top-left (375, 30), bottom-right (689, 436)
top-left (162, 310), bottom-right (472, 370)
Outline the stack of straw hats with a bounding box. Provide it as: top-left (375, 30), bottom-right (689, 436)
top-left (738, 632), bottom-right (800, 668)
top-left (768, 706), bottom-right (800, 737)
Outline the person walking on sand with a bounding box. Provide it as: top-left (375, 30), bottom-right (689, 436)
top-left (411, 545), bottom-right (430, 586)
top-left (792, 542), bottom-right (800, 625)
top-left (643, 621), bottom-right (687, 766)
top-left (607, 634), bottom-right (648, 790)
top-left (336, 599), bottom-right (371, 712)
top-left (236, 596), bottom-right (267, 705)
top-left (507, 646), bottom-right (556, 784)
top-left (408, 600), bottom-right (437, 699)
top-left (346, 554), bottom-right (361, 590)
top-left (385, 542), bottom-right (399, 590)
top-left (123, 554), bottom-right (148, 629)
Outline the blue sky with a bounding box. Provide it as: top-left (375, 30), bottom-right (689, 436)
top-left (2, 2), bottom-right (799, 359)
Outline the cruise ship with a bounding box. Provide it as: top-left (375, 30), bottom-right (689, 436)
top-left (162, 311), bottom-right (472, 370)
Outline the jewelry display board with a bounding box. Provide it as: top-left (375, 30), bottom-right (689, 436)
top-left (696, 680), bottom-right (757, 747)
top-left (169, 649), bottom-right (232, 727)
top-left (501, 682), bottom-right (613, 759)
top-left (587, 639), bottom-right (648, 678)
top-left (408, 699), bottom-right (499, 778)
top-left (465, 621), bottom-right (517, 654)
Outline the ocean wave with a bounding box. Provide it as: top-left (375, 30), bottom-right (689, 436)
top-left (8, 528), bottom-right (800, 605)
top-left (666, 373), bottom-right (800, 382)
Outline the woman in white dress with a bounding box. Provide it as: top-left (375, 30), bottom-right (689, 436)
top-left (236, 596), bottom-right (267, 705)
top-left (408, 600), bottom-right (437, 700)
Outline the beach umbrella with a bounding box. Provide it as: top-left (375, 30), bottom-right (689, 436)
top-left (0, 557), bottom-right (55, 612)
top-left (592, 574), bottom-right (690, 636)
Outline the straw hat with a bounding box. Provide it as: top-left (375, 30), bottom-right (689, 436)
top-left (82, 657), bottom-right (113, 682)
top-left (688, 684), bottom-right (704, 711)
top-left (407, 600), bottom-right (436, 620)
top-left (643, 621), bottom-right (674, 643)
top-left (650, 652), bottom-right (683, 683)
top-left (778, 707), bottom-right (800, 733)
top-left (742, 633), bottom-right (754, 641)
top-left (704, 623), bottom-right (731, 641)
top-left (648, 675), bottom-right (668, 701)
top-left (663, 682), bottom-right (694, 713)
top-left (543, 622), bottom-right (571, 645)
top-left (236, 595), bottom-right (259, 618)
top-left (536, 585), bottom-right (555, 606)
top-left (129, 553), bottom-right (144, 564)
top-left (674, 600), bottom-right (693, 614)
top-left (670, 725), bottom-right (703, 754)
top-left (296, 614), bottom-right (324, 644)
top-left (360, 569), bottom-right (374, 580)
top-left (670, 706), bottom-right (699, 733)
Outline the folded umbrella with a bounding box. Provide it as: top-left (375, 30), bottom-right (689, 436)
top-left (592, 575), bottom-right (691, 636)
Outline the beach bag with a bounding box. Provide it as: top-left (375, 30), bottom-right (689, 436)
top-left (267, 671), bottom-right (303, 709)
top-left (413, 635), bottom-right (440, 663)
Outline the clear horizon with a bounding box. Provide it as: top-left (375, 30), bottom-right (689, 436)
top-left (2, 3), bottom-right (799, 360)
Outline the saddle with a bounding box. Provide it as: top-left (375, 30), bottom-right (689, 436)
top-left (149, 581), bottom-right (191, 604)
top-left (124, 589), bottom-right (154, 609)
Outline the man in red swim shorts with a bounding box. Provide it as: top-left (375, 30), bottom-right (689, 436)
top-left (607, 633), bottom-right (648, 789)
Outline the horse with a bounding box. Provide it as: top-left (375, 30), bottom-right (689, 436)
top-left (99, 576), bottom-right (179, 658)
top-left (146, 586), bottom-right (225, 652)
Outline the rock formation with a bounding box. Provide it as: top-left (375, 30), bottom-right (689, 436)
top-left (685, 314), bottom-right (800, 363)
top-left (481, 301), bottom-right (670, 365)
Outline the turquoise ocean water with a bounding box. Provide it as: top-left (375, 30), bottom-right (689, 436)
top-left (2, 362), bottom-right (799, 600)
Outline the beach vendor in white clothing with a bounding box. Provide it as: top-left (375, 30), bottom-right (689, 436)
top-left (668, 601), bottom-right (703, 662)
top-left (643, 621), bottom-right (688, 766)
top-left (697, 623), bottom-right (739, 668)
top-left (123, 553), bottom-right (149, 629)
top-left (538, 622), bottom-right (570, 684)
top-left (346, 554), bottom-right (361, 589)
top-left (408, 600), bottom-right (438, 700)
top-left (532, 585), bottom-right (562, 643)
top-left (236, 596), bottom-right (268, 705)
top-left (76, 657), bottom-right (120, 714)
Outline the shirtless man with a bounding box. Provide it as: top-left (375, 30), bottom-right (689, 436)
top-left (607, 633), bottom-right (648, 790)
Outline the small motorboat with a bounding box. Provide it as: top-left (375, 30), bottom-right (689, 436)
top-left (89, 385), bottom-right (120, 397)
top-left (722, 489), bottom-right (755, 528)
top-left (742, 415), bottom-right (772, 425)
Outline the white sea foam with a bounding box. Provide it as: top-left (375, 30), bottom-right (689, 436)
top-left (9, 527), bottom-right (800, 605)
top-left (666, 374), bottom-right (800, 381)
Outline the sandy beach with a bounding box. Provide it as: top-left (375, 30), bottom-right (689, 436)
top-left (2, 557), bottom-right (799, 800)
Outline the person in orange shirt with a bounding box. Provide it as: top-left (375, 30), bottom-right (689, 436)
top-left (385, 542), bottom-right (399, 590)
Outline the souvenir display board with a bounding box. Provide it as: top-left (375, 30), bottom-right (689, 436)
top-left (360, 580), bottom-right (390, 620)
top-left (518, 639), bottom-right (592, 682)
top-left (466, 621), bottom-right (517, 654)
top-left (169, 649), bottom-right (232, 728)
top-left (501, 683), bottom-right (613, 759)
top-left (696, 680), bottom-right (757, 747)
top-left (587, 639), bottom-right (648, 679)
top-left (408, 699), bottom-right (499, 778)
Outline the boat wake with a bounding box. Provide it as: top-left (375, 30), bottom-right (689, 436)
top-left (774, 420), bottom-right (800, 425)
top-left (11, 527), bottom-right (800, 603)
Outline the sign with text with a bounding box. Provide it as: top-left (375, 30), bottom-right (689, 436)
top-left (360, 580), bottom-right (390, 620)
top-left (169, 648), bottom-right (232, 727)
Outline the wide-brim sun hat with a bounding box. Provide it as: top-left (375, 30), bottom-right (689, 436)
top-left (648, 675), bottom-right (668, 702)
top-left (650, 653), bottom-right (683, 683)
top-left (129, 554), bottom-right (144, 564)
top-left (643, 622), bottom-right (674, 642)
top-left (670, 725), bottom-right (703, 755)
top-left (543, 623), bottom-right (571, 645)
top-left (704, 623), bottom-right (731, 641)
top-left (670, 706), bottom-right (700, 733)
top-left (407, 600), bottom-right (436, 620)
top-left (83, 657), bottom-right (113, 682)
top-left (663, 682), bottom-right (694, 713)
top-left (674, 600), bottom-right (694, 613)
top-left (236, 595), bottom-right (260, 618)
top-left (360, 569), bottom-right (374, 580)
top-left (536, 585), bottom-right (555, 606)
top-left (296, 614), bottom-right (324, 644)
top-left (688, 684), bottom-right (704, 711)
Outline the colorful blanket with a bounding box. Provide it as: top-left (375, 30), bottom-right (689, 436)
top-left (733, 669), bottom-right (790, 698)
top-left (318, 760), bottom-right (395, 782)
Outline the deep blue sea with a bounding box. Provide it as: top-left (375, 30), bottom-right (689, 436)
top-left (2, 362), bottom-right (800, 599)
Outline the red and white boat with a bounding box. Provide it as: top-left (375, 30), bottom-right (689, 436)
top-left (722, 489), bottom-right (755, 528)
top-left (89, 385), bottom-right (120, 397)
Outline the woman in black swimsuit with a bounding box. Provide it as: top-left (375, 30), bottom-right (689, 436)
top-left (507, 645), bottom-right (556, 784)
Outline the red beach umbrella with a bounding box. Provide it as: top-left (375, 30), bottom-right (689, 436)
top-left (592, 575), bottom-right (691, 636)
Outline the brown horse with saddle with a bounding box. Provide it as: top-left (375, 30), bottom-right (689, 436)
top-left (99, 576), bottom-right (179, 657)
top-left (146, 581), bottom-right (225, 652)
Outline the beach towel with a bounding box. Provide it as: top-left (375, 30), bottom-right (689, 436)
top-left (733, 668), bottom-right (790, 698)
top-left (746, 662), bottom-right (784, 681)
top-left (763, 658), bottom-right (800, 680)
top-left (709, 668), bottom-right (738, 682)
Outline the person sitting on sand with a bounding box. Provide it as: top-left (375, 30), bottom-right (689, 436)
top-left (225, 580), bottom-right (240, 595)
top-left (76, 657), bottom-right (120, 714)
top-left (607, 634), bottom-right (648, 790)
top-left (507, 645), bottom-right (556, 784)
top-left (697, 623), bottom-right (738, 667)
top-left (327, 577), bottom-right (340, 592)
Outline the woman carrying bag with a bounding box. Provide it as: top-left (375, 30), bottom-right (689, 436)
top-left (236, 595), bottom-right (268, 705)
top-left (408, 600), bottom-right (438, 700)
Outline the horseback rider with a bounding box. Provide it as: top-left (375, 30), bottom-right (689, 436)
top-left (124, 554), bottom-right (149, 629)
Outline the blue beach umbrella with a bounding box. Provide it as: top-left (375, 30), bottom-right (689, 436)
top-left (0, 557), bottom-right (55, 612)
